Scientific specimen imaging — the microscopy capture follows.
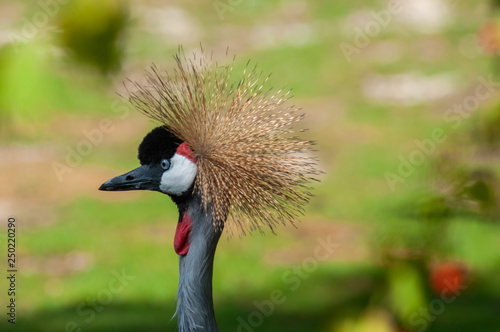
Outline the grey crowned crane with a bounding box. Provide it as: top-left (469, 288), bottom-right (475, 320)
top-left (99, 49), bottom-right (319, 331)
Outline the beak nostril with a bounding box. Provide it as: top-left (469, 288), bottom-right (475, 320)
top-left (126, 175), bottom-right (134, 181)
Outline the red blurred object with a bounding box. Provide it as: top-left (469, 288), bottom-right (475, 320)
top-left (478, 21), bottom-right (500, 55)
top-left (430, 262), bottom-right (466, 297)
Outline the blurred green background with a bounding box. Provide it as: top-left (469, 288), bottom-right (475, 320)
top-left (1, 0), bottom-right (500, 331)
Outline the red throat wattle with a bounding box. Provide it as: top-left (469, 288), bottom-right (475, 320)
top-left (174, 210), bottom-right (192, 256)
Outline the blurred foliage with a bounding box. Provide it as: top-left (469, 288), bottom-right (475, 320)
top-left (387, 263), bottom-right (427, 328)
top-left (57, 0), bottom-right (129, 74)
top-left (0, 0), bottom-right (128, 139)
top-left (471, 103), bottom-right (500, 147)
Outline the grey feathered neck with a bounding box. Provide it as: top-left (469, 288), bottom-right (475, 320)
top-left (175, 194), bottom-right (223, 332)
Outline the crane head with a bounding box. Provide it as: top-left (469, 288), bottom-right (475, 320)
top-left (100, 48), bottom-right (319, 235)
top-left (99, 126), bottom-right (197, 197)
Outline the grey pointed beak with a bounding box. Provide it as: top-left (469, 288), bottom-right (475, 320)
top-left (99, 165), bottom-right (160, 192)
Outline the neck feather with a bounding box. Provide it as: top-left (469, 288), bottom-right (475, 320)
top-left (175, 195), bottom-right (223, 332)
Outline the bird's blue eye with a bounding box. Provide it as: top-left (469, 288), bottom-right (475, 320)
top-left (161, 159), bottom-right (170, 170)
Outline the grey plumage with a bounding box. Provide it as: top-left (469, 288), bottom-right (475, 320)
top-left (176, 195), bottom-right (221, 331)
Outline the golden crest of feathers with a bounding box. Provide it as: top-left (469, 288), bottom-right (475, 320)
top-left (127, 48), bottom-right (319, 234)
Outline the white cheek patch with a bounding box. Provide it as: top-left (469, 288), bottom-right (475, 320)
top-left (160, 154), bottom-right (197, 196)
